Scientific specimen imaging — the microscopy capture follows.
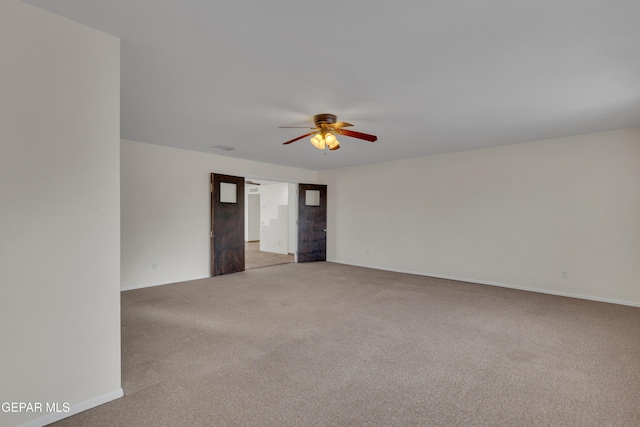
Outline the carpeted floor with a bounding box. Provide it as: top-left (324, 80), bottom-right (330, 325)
top-left (51, 262), bottom-right (640, 426)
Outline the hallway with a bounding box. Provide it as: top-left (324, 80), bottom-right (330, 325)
top-left (245, 241), bottom-right (294, 270)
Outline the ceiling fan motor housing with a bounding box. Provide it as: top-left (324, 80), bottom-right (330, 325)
top-left (314, 114), bottom-right (337, 128)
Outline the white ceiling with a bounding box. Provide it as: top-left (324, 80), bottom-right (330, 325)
top-left (23, 0), bottom-right (640, 170)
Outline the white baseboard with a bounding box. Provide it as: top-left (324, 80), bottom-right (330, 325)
top-left (121, 275), bottom-right (210, 291)
top-left (327, 259), bottom-right (640, 308)
top-left (18, 388), bottom-right (124, 427)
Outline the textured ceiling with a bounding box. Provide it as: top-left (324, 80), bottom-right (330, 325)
top-left (23, 0), bottom-right (640, 170)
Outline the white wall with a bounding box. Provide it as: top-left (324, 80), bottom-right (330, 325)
top-left (0, 2), bottom-right (121, 426)
top-left (246, 192), bottom-right (260, 241)
top-left (259, 183), bottom-right (289, 254)
top-left (319, 127), bottom-right (640, 306)
top-left (121, 140), bottom-right (316, 289)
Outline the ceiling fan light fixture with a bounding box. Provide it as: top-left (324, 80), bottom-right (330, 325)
top-left (325, 132), bottom-right (336, 144)
top-left (327, 138), bottom-right (340, 150)
top-left (310, 134), bottom-right (325, 149)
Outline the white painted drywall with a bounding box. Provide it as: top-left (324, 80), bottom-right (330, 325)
top-left (0, 2), bottom-right (121, 426)
top-left (319, 127), bottom-right (640, 306)
top-left (121, 140), bottom-right (316, 289)
top-left (247, 193), bottom-right (261, 241)
top-left (259, 183), bottom-right (289, 254)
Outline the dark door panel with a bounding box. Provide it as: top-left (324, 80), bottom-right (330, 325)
top-left (211, 173), bottom-right (245, 276)
top-left (298, 184), bottom-right (327, 262)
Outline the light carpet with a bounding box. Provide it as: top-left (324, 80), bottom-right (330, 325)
top-left (51, 262), bottom-right (640, 426)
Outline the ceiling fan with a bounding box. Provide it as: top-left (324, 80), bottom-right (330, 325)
top-left (280, 114), bottom-right (377, 151)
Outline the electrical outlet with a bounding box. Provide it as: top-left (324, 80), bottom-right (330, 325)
top-left (561, 271), bottom-right (568, 279)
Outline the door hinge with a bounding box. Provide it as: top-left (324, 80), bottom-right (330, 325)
top-left (210, 231), bottom-right (213, 238)
top-left (210, 183), bottom-right (213, 192)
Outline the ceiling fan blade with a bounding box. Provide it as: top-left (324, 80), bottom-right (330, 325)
top-left (339, 129), bottom-right (378, 142)
top-left (282, 132), bottom-right (315, 145)
top-left (331, 122), bottom-right (354, 129)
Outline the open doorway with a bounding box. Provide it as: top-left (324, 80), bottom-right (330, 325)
top-left (211, 176), bottom-right (326, 275)
top-left (244, 179), bottom-right (296, 270)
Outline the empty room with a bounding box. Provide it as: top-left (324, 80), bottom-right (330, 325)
top-left (2, 1), bottom-right (639, 426)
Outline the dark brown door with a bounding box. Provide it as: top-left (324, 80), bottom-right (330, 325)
top-left (298, 184), bottom-right (327, 262)
top-left (211, 173), bottom-right (245, 276)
